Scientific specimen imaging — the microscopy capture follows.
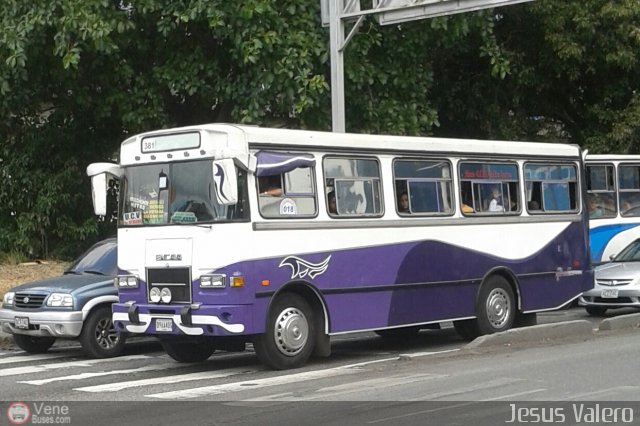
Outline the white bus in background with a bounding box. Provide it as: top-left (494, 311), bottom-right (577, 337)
top-left (88, 124), bottom-right (593, 370)
top-left (585, 155), bottom-right (640, 263)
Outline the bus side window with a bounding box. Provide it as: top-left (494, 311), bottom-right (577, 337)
top-left (459, 162), bottom-right (519, 215)
top-left (393, 159), bottom-right (453, 216)
top-left (323, 157), bottom-right (383, 218)
top-left (256, 155), bottom-right (317, 219)
top-left (524, 163), bottom-right (578, 214)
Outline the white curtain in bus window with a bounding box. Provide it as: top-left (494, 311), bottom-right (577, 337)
top-left (324, 157), bottom-right (383, 217)
top-left (618, 164), bottom-right (640, 217)
top-left (524, 164), bottom-right (578, 213)
top-left (393, 160), bottom-right (452, 215)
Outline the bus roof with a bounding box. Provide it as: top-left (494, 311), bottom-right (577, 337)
top-left (586, 154), bottom-right (640, 162)
top-left (122, 123), bottom-right (582, 161)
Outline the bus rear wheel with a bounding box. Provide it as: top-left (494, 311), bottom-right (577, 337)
top-left (585, 306), bottom-right (608, 316)
top-left (477, 275), bottom-right (515, 335)
top-left (253, 293), bottom-right (315, 370)
top-left (454, 275), bottom-right (516, 341)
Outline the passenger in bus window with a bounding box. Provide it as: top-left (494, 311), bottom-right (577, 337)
top-left (259, 175), bottom-right (283, 196)
top-left (488, 187), bottom-right (505, 212)
top-left (460, 190), bottom-right (474, 213)
top-left (327, 191), bottom-right (337, 215)
top-left (588, 194), bottom-right (603, 218)
top-left (603, 195), bottom-right (616, 215)
top-left (398, 192), bottom-right (409, 213)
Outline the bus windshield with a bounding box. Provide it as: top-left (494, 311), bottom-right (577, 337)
top-left (119, 160), bottom-right (248, 226)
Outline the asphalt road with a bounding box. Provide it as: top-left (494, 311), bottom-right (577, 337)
top-left (1, 306), bottom-right (639, 425)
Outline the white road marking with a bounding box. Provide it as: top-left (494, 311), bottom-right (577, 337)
top-left (75, 368), bottom-right (257, 393)
top-left (146, 349), bottom-right (459, 400)
top-left (19, 363), bottom-right (178, 385)
top-left (0, 355), bottom-right (150, 377)
top-left (406, 377), bottom-right (526, 401)
top-left (566, 386), bottom-right (639, 400)
top-left (245, 373), bottom-right (447, 401)
top-left (0, 353), bottom-right (70, 365)
top-left (146, 367), bottom-right (361, 400)
top-left (480, 388), bottom-right (547, 401)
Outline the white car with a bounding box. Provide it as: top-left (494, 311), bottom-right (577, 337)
top-left (580, 238), bottom-right (640, 316)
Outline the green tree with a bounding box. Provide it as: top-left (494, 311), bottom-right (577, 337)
top-left (429, 0), bottom-right (640, 150)
top-left (0, 0), bottom-right (504, 257)
top-left (0, 1), bottom-right (332, 257)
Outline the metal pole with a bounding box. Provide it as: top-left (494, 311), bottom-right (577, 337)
top-left (329, 0), bottom-right (346, 132)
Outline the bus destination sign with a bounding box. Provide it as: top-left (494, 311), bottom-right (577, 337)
top-left (141, 132), bottom-right (201, 153)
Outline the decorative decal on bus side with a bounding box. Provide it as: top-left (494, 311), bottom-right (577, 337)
top-left (279, 255), bottom-right (331, 280)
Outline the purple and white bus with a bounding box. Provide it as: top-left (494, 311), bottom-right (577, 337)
top-left (87, 124), bottom-right (593, 369)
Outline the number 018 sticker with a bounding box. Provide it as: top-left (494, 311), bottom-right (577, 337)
top-left (279, 198), bottom-right (297, 215)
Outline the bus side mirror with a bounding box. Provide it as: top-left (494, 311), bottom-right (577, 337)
top-left (212, 159), bottom-right (238, 205)
top-left (87, 162), bottom-right (122, 216)
top-left (90, 173), bottom-right (108, 216)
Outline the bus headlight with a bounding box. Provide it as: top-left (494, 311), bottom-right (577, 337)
top-left (149, 287), bottom-right (161, 303)
top-left (160, 287), bottom-right (172, 303)
top-left (115, 276), bottom-right (139, 289)
top-left (200, 274), bottom-right (226, 288)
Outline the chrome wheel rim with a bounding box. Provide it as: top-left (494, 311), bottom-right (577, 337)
top-left (486, 288), bottom-right (511, 329)
top-left (274, 306), bottom-right (309, 357)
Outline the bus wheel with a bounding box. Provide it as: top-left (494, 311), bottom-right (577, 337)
top-left (160, 337), bottom-right (216, 363)
top-left (253, 293), bottom-right (315, 370)
top-left (453, 320), bottom-right (480, 341)
top-left (585, 306), bottom-right (608, 316)
top-left (477, 275), bottom-right (515, 335)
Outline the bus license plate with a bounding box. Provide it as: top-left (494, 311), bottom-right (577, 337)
top-left (155, 318), bottom-right (173, 332)
top-left (14, 317), bottom-right (29, 329)
top-left (602, 289), bottom-right (618, 298)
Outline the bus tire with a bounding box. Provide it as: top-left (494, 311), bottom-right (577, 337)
top-left (453, 319), bottom-right (480, 341)
top-left (476, 275), bottom-right (515, 335)
top-left (160, 337), bottom-right (216, 363)
top-left (13, 334), bottom-right (55, 353)
top-left (514, 312), bottom-right (537, 328)
top-left (585, 306), bottom-right (608, 317)
top-left (79, 306), bottom-right (126, 358)
top-left (253, 293), bottom-right (315, 370)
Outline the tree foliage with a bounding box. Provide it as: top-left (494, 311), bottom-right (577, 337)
top-left (0, 0), bottom-right (639, 257)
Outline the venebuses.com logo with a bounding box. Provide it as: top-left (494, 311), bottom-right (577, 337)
top-left (5, 401), bottom-right (72, 424)
top-left (6, 402), bottom-right (30, 425)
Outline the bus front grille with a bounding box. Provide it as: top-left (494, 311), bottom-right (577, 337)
top-left (146, 267), bottom-right (192, 304)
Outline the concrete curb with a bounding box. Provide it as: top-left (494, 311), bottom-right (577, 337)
top-left (598, 313), bottom-right (640, 331)
top-left (465, 320), bottom-right (595, 349)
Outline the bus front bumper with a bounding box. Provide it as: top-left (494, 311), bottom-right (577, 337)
top-left (112, 303), bottom-right (251, 336)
